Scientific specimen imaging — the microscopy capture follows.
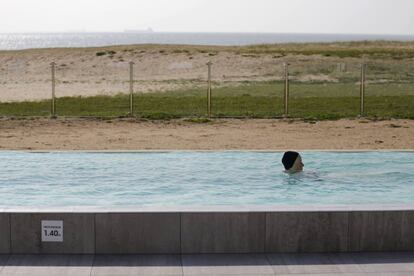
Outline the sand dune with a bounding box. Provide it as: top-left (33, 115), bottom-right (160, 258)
top-left (0, 46), bottom-right (286, 102)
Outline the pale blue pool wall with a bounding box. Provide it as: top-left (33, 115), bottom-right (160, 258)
top-left (1, 207), bottom-right (414, 254)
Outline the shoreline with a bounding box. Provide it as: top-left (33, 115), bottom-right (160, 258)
top-left (2, 33), bottom-right (414, 51)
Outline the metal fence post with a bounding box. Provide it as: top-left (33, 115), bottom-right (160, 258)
top-left (360, 63), bottom-right (366, 117)
top-left (50, 62), bottom-right (56, 118)
top-left (207, 61), bottom-right (212, 118)
top-left (283, 63), bottom-right (290, 117)
top-left (129, 61), bottom-right (134, 116)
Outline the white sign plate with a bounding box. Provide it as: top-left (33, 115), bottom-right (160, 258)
top-left (41, 220), bottom-right (63, 242)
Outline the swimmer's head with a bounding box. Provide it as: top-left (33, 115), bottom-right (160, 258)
top-left (282, 151), bottom-right (304, 173)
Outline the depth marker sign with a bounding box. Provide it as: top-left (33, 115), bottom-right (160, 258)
top-left (41, 220), bottom-right (63, 242)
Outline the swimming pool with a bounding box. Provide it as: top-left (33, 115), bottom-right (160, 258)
top-left (0, 151), bottom-right (413, 207)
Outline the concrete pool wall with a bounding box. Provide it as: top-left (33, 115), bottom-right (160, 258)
top-left (1, 206), bottom-right (414, 254)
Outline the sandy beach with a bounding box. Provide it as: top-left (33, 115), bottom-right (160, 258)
top-left (0, 45), bottom-right (283, 102)
top-left (0, 118), bottom-right (412, 150)
top-left (1, 42), bottom-right (412, 102)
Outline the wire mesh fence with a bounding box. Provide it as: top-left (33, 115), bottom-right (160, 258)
top-left (55, 61), bottom-right (130, 117)
top-left (0, 60), bottom-right (51, 116)
top-left (365, 60), bottom-right (414, 118)
top-left (0, 59), bottom-right (413, 119)
top-left (288, 61), bottom-right (362, 119)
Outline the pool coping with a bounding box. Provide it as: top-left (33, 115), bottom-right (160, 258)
top-left (1, 149), bottom-right (414, 153)
top-left (2, 204), bottom-right (414, 213)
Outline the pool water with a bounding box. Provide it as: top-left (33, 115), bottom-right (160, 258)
top-left (0, 151), bottom-right (413, 207)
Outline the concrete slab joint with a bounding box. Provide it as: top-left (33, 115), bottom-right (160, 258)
top-left (95, 213), bottom-right (180, 254)
top-left (181, 212), bottom-right (266, 254)
top-left (1, 209), bottom-right (413, 254)
top-left (0, 214), bottom-right (11, 254)
top-left (265, 211), bottom-right (349, 253)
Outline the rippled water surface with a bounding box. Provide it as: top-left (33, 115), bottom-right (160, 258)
top-left (0, 151), bottom-right (413, 207)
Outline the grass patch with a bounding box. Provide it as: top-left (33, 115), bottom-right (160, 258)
top-left (240, 41), bottom-right (414, 59)
top-left (1, 82), bottom-right (413, 120)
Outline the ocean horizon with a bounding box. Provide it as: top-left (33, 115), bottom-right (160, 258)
top-left (1, 32), bottom-right (414, 50)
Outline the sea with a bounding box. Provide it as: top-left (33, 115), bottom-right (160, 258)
top-left (1, 32), bottom-right (414, 50)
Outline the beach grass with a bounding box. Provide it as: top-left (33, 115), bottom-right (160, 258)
top-left (0, 81), bottom-right (413, 120)
top-left (96, 41), bottom-right (414, 59)
top-left (14, 41), bottom-right (414, 60)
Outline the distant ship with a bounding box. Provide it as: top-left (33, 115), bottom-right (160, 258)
top-left (124, 28), bottom-right (154, 33)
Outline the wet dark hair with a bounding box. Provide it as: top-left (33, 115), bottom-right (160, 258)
top-left (282, 151), bottom-right (299, 170)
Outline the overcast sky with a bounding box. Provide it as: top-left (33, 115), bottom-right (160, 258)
top-left (1, 0), bottom-right (413, 34)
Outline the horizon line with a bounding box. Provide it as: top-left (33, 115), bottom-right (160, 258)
top-left (1, 31), bottom-right (414, 36)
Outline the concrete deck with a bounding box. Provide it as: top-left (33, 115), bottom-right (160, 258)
top-left (0, 252), bottom-right (413, 276)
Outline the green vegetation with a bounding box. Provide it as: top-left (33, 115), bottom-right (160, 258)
top-left (1, 81), bottom-right (413, 120)
top-left (238, 41), bottom-right (414, 59)
top-left (80, 41), bottom-right (414, 60)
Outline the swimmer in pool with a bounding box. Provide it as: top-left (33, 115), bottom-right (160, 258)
top-left (282, 151), bottom-right (304, 173)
